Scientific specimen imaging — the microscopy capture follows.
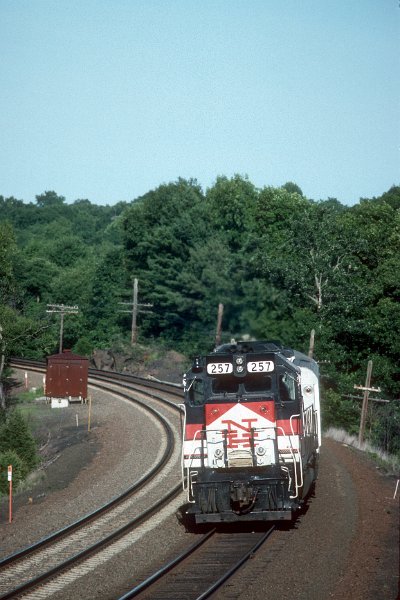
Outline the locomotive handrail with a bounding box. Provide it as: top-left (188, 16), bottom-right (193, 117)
top-left (179, 403), bottom-right (187, 490)
top-left (183, 427), bottom-right (206, 500)
top-left (290, 413), bottom-right (304, 496)
top-left (181, 342), bottom-right (321, 523)
top-left (290, 413), bottom-right (304, 497)
top-left (276, 424), bottom-right (299, 499)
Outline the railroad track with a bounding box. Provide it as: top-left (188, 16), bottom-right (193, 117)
top-left (9, 357), bottom-right (184, 399)
top-left (119, 526), bottom-right (275, 599)
top-left (1, 361), bottom-right (184, 599)
top-left (4, 360), bottom-right (277, 600)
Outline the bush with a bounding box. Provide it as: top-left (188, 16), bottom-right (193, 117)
top-left (0, 409), bottom-right (39, 471)
top-left (321, 389), bottom-right (360, 435)
top-left (0, 450), bottom-right (27, 495)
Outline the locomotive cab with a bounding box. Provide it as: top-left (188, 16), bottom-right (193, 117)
top-left (181, 341), bottom-right (320, 523)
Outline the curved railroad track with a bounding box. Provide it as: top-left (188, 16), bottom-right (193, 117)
top-left (9, 358), bottom-right (184, 399)
top-left (0, 361), bottom-right (184, 599)
top-left (7, 361), bottom-right (390, 600)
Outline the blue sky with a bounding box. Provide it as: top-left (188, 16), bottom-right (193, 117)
top-left (1, 0), bottom-right (398, 206)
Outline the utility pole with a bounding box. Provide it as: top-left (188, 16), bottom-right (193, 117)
top-left (46, 304), bottom-right (79, 353)
top-left (354, 360), bottom-right (381, 446)
top-left (0, 325), bottom-right (6, 410)
top-left (119, 278), bottom-right (153, 345)
top-left (215, 303), bottom-right (224, 347)
top-left (308, 329), bottom-right (315, 358)
top-left (131, 277), bottom-right (138, 345)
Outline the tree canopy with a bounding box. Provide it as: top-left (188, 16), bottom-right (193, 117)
top-left (0, 180), bottom-right (399, 456)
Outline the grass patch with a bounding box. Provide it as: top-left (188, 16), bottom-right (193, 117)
top-left (18, 468), bottom-right (46, 492)
top-left (9, 388), bottom-right (48, 426)
top-left (14, 387), bottom-right (45, 403)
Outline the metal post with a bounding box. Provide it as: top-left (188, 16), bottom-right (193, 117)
top-left (8, 465), bottom-right (12, 523)
top-left (88, 395), bottom-right (92, 432)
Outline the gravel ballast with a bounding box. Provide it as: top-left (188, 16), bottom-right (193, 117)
top-left (1, 370), bottom-right (398, 599)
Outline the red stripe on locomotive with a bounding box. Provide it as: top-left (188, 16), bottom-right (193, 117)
top-left (185, 402), bottom-right (301, 439)
top-left (205, 400), bottom-right (275, 426)
top-left (185, 423), bottom-right (205, 440)
top-left (276, 417), bottom-right (302, 435)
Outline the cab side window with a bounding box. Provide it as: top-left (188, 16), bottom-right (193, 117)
top-left (189, 379), bottom-right (205, 406)
top-left (279, 373), bottom-right (296, 402)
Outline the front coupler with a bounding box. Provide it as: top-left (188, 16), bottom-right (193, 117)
top-left (189, 466), bottom-right (299, 522)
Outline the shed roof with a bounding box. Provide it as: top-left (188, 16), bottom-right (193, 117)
top-left (47, 349), bottom-right (89, 362)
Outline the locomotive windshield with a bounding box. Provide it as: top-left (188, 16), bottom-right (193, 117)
top-left (186, 349), bottom-right (300, 404)
top-left (211, 373), bottom-right (272, 394)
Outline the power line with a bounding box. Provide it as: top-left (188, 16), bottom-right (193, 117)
top-left (353, 360), bottom-right (383, 446)
top-left (46, 304), bottom-right (79, 353)
top-left (119, 278), bottom-right (153, 344)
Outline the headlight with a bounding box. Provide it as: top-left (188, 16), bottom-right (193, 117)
top-left (214, 448), bottom-right (223, 458)
top-left (256, 446), bottom-right (266, 456)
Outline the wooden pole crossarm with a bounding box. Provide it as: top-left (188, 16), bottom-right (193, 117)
top-left (354, 385), bottom-right (381, 392)
top-left (46, 304), bottom-right (79, 353)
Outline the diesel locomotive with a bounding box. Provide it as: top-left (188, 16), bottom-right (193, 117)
top-left (181, 341), bottom-right (321, 523)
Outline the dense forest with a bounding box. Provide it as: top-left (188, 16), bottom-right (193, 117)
top-left (0, 179), bottom-right (399, 459)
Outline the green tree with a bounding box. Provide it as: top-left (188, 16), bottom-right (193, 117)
top-left (0, 304), bottom-right (53, 401)
top-left (122, 179), bottom-right (206, 342)
top-left (0, 409), bottom-right (38, 471)
top-left (281, 181), bottom-right (303, 196)
top-left (369, 401), bottom-right (400, 456)
top-left (321, 389), bottom-right (360, 433)
top-left (35, 190), bottom-right (66, 208)
top-left (0, 223), bottom-right (19, 408)
top-left (374, 185), bottom-right (400, 211)
top-left (0, 450), bottom-right (27, 495)
top-left (85, 245), bottom-right (127, 345)
top-left (253, 191), bottom-right (351, 313)
top-left (14, 255), bottom-right (59, 304)
top-left (0, 222), bottom-right (18, 305)
top-left (205, 174), bottom-right (257, 251)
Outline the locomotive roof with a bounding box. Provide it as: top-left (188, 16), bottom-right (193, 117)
top-left (215, 340), bottom-right (282, 354)
top-left (214, 340), bottom-right (319, 377)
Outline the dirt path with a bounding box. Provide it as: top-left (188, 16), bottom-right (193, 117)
top-left (216, 438), bottom-right (399, 600)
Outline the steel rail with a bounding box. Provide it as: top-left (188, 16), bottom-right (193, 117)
top-left (0, 377), bottom-right (179, 567)
top-left (89, 374), bottom-right (183, 411)
top-left (118, 526), bottom-right (275, 599)
top-left (0, 484), bottom-right (183, 600)
top-left (9, 357), bottom-right (184, 395)
top-left (118, 528), bottom-right (216, 599)
top-left (10, 357), bottom-right (183, 414)
top-left (0, 366), bottom-right (183, 599)
top-left (196, 527), bottom-right (275, 600)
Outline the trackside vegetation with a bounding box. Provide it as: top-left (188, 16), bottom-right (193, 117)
top-left (0, 180), bottom-right (399, 483)
top-left (0, 409), bottom-right (39, 494)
